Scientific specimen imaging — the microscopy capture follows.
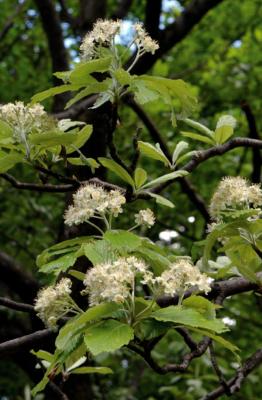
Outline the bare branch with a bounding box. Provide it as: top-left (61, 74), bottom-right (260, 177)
top-left (203, 348), bottom-right (262, 399)
top-left (0, 329), bottom-right (54, 356)
top-left (0, 173), bottom-right (75, 193)
top-left (0, 297), bottom-right (34, 313)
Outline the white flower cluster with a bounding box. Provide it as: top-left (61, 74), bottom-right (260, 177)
top-left (80, 19), bottom-right (121, 60)
top-left (83, 256), bottom-right (148, 305)
top-left (216, 115), bottom-right (237, 130)
top-left (0, 101), bottom-right (50, 142)
top-left (210, 176), bottom-right (262, 219)
top-left (134, 23), bottom-right (159, 54)
top-left (34, 278), bottom-right (75, 329)
top-left (134, 209), bottom-right (155, 227)
top-left (142, 258), bottom-right (211, 297)
top-left (80, 19), bottom-right (159, 61)
top-left (64, 184), bottom-right (126, 226)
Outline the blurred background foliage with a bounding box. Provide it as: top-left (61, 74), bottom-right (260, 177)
top-left (0, 0), bottom-right (261, 399)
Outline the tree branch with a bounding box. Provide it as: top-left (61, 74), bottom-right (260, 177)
top-left (151, 137), bottom-right (262, 195)
top-left (0, 173), bottom-right (75, 193)
top-left (241, 101), bottom-right (261, 183)
top-left (0, 251), bottom-right (40, 303)
top-left (0, 297), bottom-right (34, 313)
top-left (132, 0), bottom-right (224, 74)
top-left (203, 348), bottom-right (262, 399)
top-left (126, 96), bottom-right (210, 220)
top-left (0, 329), bottom-right (54, 357)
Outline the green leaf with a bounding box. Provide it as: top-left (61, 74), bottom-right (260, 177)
top-left (67, 124), bottom-right (93, 153)
top-left (98, 157), bottom-right (135, 187)
top-left (214, 125), bottom-right (234, 144)
top-left (68, 269), bottom-right (86, 281)
top-left (104, 230), bottom-right (142, 250)
top-left (141, 170), bottom-right (188, 189)
top-left (31, 376), bottom-right (49, 396)
top-left (31, 84), bottom-right (82, 103)
top-left (182, 296), bottom-right (219, 320)
top-left (39, 252), bottom-right (77, 274)
top-left (188, 327), bottom-right (240, 358)
top-left (136, 318), bottom-right (170, 341)
top-left (172, 141), bottom-right (189, 166)
top-left (31, 350), bottom-right (53, 363)
top-left (0, 152), bottom-right (24, 173)
top-left (0, 119), bottom-right (13, 138)
top-left (132, 79), bottom-right (160, 104)
top-left (70, 57), bottom-right (112, 84)
top-left (151, 306), bottom-right (227, 333)
top-left (147, 192), bottom-right (175, 208)
top-left (65, 80), bottom-right (111, 109)
top-left (114, 68), bottom-right (133, 85)
top-left (84, 319), bottom-right (134, 355)
top-left (182, 118), bottom-right (214, 138)
top-left (90, 92), bottom-right (112, 109)
top-left (134, 167), bottom-right (147, 188)
top-left (30, 130), bottom-right (78, 147)
top-left (181, 131), bottom-right (215, 145)
top-left (83, 240), bottom-right (114, 264)
top-left (139, 76), bottom-right (197, 115)
top-left (56, 303), bottom-right (120, 349)
top-left (71, 366), bottom-right (113, 375)
top-left (137, 141), bottom-right (170, 167)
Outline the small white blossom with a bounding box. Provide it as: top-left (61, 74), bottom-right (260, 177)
top-left (149, 259), bottom-right (211, 297)
top-left (80, 19), bottom-right (121, 60)
top-left (83, 257), bottom-right (148, 306)
top-left (64, 184), bottom-right (126, 226)
top-left (134, 23), bottom-right (159, 54)
top-left (0, 101), bottom-right (52, 143)
top-left (216, 115), bottom-right (237, 129)
top-left (210, 176), bottom-right (262, 219)
top-left (34, 278), bottom-right (77, 329)
top-left (135, 209), bottom-right (155, 227)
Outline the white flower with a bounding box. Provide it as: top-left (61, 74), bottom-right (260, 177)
top-left (34, 278), bottom-right (77, 329)
top-left (135, 209), bottom-right (155, 227)
top-left (0, 101), bottom-right (53, 143)
top-left (64, 184), bottom-right (126, 226)
top-left (80, 19), bottom-right (121, 60)
top-left (216, 115), bottom-right (237, 129)
top-left (152, 259), bottom-right (211, 297)
top-left (210, 176), bottom-right (262, 219)
top-left (83, 256), bottom-right (148, 306)
top-left (134, 23), bottom-right (159, 54)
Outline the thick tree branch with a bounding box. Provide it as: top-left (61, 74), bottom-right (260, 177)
top-left (34, 0), bottom-right (69, 110)
top-left (0, 329), bottom-right (54, 357)
top-left (241, 101), bottom-right (261, 183)
top-left (0, 251), bottom-right (39, 303)
top-left (0, 297), bottom-right (34, 313)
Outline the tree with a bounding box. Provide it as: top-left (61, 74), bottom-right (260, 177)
top-left (0, 1), bottom-right (261, 399)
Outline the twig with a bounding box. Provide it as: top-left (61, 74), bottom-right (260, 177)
top-left (203, 348), bottom-right (262, 399)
